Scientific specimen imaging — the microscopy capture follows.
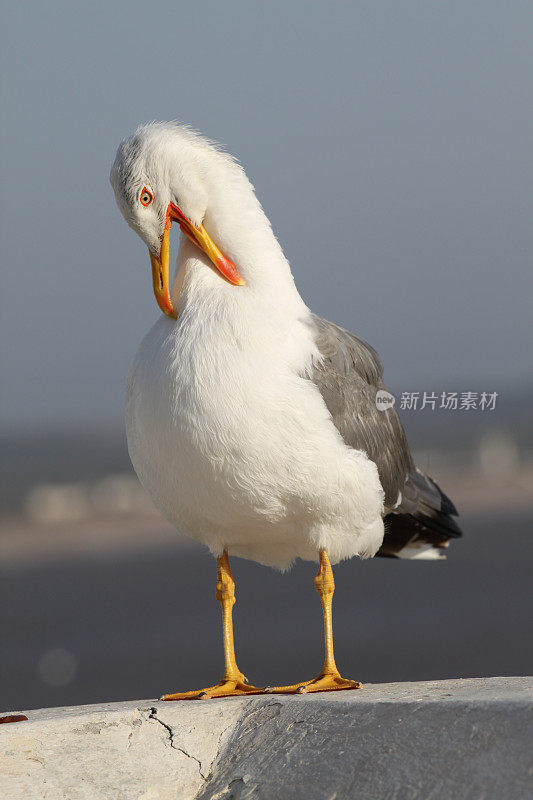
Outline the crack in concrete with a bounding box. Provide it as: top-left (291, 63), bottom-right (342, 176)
top-left (148, 707), bottom-right (206, 781)
top-left (148, 707), bottom-right (175, 748)
top-left (176, 747), bottom-right (206, 781)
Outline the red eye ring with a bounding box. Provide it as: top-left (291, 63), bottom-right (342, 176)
top-left (140, 187), bottom-right (153, 207)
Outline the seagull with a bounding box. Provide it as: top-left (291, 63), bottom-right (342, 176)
top-left (110, 122), bottom-right (461, 700)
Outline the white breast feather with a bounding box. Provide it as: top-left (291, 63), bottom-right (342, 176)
top-left (127, 254), bottom-right (384, 570)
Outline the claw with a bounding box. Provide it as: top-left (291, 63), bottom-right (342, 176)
top-left (160, 678), bottom-right (266, 701)
top-left (263, 672), bottom-right (362, 695)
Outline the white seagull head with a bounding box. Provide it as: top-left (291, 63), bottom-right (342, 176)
top-left (110, 122), bottom-right (259, 318)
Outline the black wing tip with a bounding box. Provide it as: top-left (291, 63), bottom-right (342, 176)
top-left (429, 475), bottom-right (459, 517)
top-left (378, 504), bottom-right (464, 559)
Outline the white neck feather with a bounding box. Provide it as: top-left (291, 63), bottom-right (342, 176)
top-left (171, 154), bottom-right (308, 332)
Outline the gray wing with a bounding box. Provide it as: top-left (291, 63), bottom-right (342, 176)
top-left (309, 314), bottom-right (462, 557)
top-left (310, 313), bottom-right (414, 509)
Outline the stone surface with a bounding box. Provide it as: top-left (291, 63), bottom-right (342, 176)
top-left (1, 678), bottom-right (532, 799)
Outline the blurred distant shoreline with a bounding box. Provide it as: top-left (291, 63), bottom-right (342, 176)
top-left (1, 398), bottom-right (531, 566)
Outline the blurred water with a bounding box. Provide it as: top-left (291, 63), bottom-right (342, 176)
top-left (1, 511), bottom-right (531, 712)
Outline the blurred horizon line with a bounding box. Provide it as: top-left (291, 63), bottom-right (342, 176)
top-left (3, 376), bottom-right (532, 436)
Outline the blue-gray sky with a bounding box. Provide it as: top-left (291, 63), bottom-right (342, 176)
top-left (1, 1), bottom-right (531, 428)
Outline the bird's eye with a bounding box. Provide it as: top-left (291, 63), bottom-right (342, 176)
top-left (140, 187), bottom-right (153, 207)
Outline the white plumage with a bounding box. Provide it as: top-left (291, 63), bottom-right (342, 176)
top-left (111, 122), bottom-right (385, 570)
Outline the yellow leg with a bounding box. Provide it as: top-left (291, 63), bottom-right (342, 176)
top-left (161, 551), bottom-right (265, 700)
top-left (266, 549), bottom-right (362, 694)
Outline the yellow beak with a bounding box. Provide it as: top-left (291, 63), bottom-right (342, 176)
top-left (150, 203), bottom-right (245, 318)
top-left (150, 214), bottom-right (175, 317)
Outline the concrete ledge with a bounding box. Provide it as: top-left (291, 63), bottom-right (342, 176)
top-left (1, 678), bottom-right (532, 799)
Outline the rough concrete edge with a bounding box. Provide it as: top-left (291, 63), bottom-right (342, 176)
top-left (1, 679), bottom-right (532, 800)
top-left (0, 696), bottom-right (247, 800)
top-left (3, 676), bottom-right (532, 722)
